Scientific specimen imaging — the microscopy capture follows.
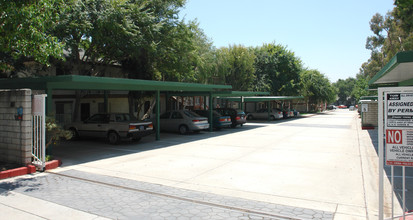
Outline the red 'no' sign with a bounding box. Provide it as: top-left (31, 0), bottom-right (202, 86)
top-left (386, 129), bottom-right (403, 144)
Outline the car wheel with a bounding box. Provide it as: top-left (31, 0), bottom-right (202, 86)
top-left (179, 125), bottom-right (188, 135)
top-left (69, 128), bottom-right (79, 140)
top-left (247, 115), bottom-right (253, 120)
top-left (108, 131), bottom-right (120, 145)
top-left (230, 124), bottom-right (236, 128)
top-left (270, 115), bottom-right (275, 120)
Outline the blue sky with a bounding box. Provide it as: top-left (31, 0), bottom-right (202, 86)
top-left (179, 0), bottom-right (395, 83)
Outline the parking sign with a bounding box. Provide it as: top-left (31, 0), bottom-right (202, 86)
top-left (385, 92), bottom-right (413, 166)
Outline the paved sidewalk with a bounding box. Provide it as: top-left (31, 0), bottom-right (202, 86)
top-left (0, 170), bottom-right (333, 220)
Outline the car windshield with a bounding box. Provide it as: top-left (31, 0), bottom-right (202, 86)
top-left (87, 114), bottom-right (109, 123)
top-left (183, 110), bottom-right (201, 118)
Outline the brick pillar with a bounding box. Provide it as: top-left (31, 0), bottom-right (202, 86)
top-left (0, 89), bottom-right (32, 166)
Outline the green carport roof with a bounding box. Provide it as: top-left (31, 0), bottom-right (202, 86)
top-left (359, 96), bottom-right (378, 101)
top-left (368, 51), bottom-right (413, 89)
top-left (165, 90), bottom-right (269, 97)
top-left (213, 91), bottom-right (270, 97)
top-left (0, 75), bottom-right (232, 92)
top-left (221, 96), bottom-right (304, 102)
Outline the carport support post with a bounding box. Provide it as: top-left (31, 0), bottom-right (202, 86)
top-left (104, 91), bottom-right (108, 113)
top-left (209, 92), bottom-right (213, 132)
top-left (156, 90), bottom-right (160, 140)
top-left (46, 87), bottom-right (53, 115)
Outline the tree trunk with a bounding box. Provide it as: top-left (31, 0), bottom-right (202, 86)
top-left (141, 99), bottom-right (156, 120)
top-left (73, 90), bottom-right (81, 122)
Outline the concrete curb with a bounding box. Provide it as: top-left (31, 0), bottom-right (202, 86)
top-left (0, 160), bottom-right (61, 180)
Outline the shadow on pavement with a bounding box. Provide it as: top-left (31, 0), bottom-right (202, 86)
top-left (51, 123), bottom-right (267, 167)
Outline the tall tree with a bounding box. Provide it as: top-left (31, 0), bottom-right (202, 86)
top-left (253, 43), bottom-right (302, 95)
top-left (361, 2), bottom-right (413, 79)
top-left (213, 45), bottom-right (256, 90)
top-left (0, 0), bottom-right (65, 75)
top-left (333, 77), bottom-right (357, 105)
top-left (300, 70), bottom-right (336, 106)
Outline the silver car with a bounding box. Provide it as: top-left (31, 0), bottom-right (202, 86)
top-left (159, 110), bottom-right (209, 134)
top-left (247, 108), bottom-right (283, 120)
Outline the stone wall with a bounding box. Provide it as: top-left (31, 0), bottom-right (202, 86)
top-left (360, 101), bottom-right (378, 127)
top-left (0, 89), bottom-right (32, 165)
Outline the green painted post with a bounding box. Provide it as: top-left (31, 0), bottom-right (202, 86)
top-left (209, 93), bottom-right (213, 132)
top-left (165, 92), bottom-right (169, 111)
top-left (156, 90), bottom-right (160, 140)
top-left (46, 87), bottom-right (53, 115)
top-left (104, 91), bottom-right (108, 113)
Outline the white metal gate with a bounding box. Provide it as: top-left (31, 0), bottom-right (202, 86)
top-left (32, 94), bottom-right (47, 170)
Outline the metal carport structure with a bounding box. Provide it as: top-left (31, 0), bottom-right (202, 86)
top-left (218, 96), bottom-right (304, 120)
top-left (0, 75), bottom-right (232, 140)
top-left (368, 51), bottom-right (413, 89)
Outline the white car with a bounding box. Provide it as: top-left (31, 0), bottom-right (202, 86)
top-left (65, 113), bottom-right (154, 144)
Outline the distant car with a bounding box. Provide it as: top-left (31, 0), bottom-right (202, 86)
top-left (159, 110), bottom-right (209, 134)
top-left (338, 105), bottom-right (347, 109)
top-left (193, 110), bottom-right (232, 130)
top-left (275, 108), bottom-right (290, 119)
top-left (247, 108), bottom-right (283, 120)
top-left (64, 113), bottom-right (154, 144)
top-left (349, 106), bottom-right (356, 111)
top-left (292, 109), bottom-right (300, 117)
top-left (214, 108), bottom-right (247, 128)
top-left (327, 105), bottom-right (337, 110)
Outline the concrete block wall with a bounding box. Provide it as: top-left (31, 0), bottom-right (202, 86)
top-left (360, 101), bottom-right (378, 127)
top-left (0, 89), bottom-right (32, 165)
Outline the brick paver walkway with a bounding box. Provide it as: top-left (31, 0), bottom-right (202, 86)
top-left (0, 170), bottom-right (333, 220)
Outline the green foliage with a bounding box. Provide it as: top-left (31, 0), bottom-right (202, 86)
top-left (351, 74), bottom-right (375, 102)
top-left (253, 43), bottom-right (302, 95)
top-left (52, 0), bottom-right (194, 81)
top-left (45, 117), bottom-right (72, 149)
top-left (333, 77), bottom-right (357, 104)
top-left (300, 69), bottom-right (336, 104)
top-left (0, 0), bottom-right (65, 71)
top-left (361, 3), bottom-right (413, 79)
top-left (207, 45), bottom-right (256, 90)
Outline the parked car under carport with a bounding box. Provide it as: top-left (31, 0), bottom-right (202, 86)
top-left (193, 110), bottom-right (232, 130)
top-left (159, 110), bottom-right (209, 134)
top-left (64, 113), bottom-right (154, 144)
top-left (214, 108), bottom-right (246, 128)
